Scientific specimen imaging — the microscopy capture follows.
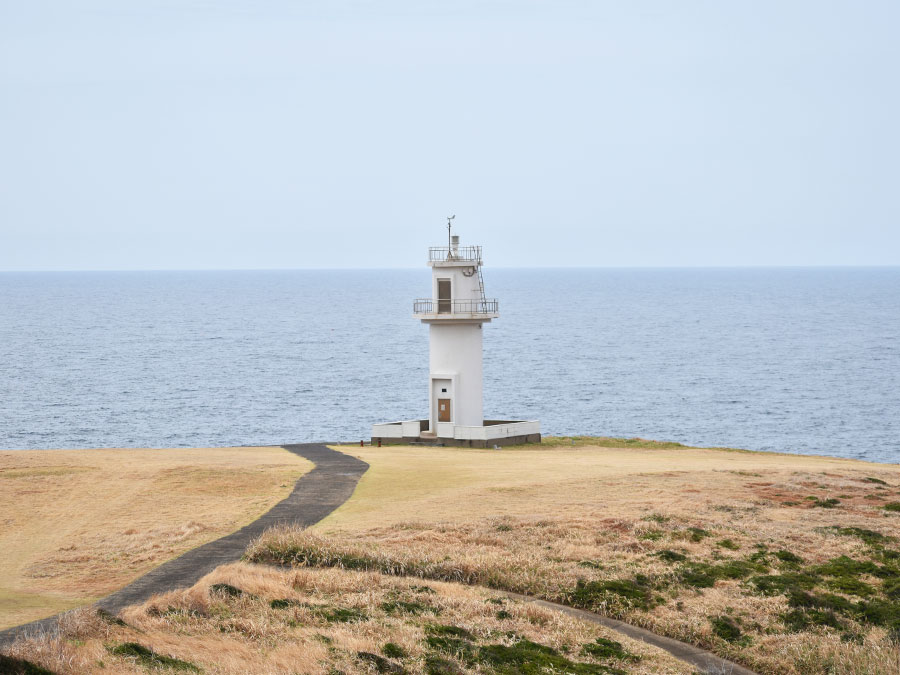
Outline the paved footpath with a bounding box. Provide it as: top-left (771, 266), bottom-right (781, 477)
top-left (0, 443), bottom-right (368, 649)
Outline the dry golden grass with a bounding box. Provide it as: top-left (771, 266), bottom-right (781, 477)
top-left (242, 438), bottom-right (900, 674)
top-left (0, 446), bottom-right (311, 629)
top-left (319, 438), bottom-right (900, 531)
top-left (6, 561), bottom-right (692, 674)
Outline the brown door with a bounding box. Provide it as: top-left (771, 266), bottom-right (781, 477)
top-left (437, 279), bottom-right (451, 313)
top-left (438, 398), bottom-right (451, 422)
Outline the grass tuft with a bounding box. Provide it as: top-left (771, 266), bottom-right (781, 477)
top-left (580, 637), bottom-right (640, 662)
top-left (209, 583), bottom-right (248, 598)
top-left (357, 651), bottom-right (405, 674)
top-left (0, 654), bottom-right (54, 675)
top-left (709, 615), bottom-right (743, 643)
top-left (382, 642), bottom-right (407, 658)
top-left (571, 578), bottom-right (655, 611)
top-left (477, 639), bottom-right (620, 674)
top-left (108, 642), bottom-right (200, 672)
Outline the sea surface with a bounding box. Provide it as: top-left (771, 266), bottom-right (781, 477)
top-left (1, 268), bottom-right (898, 463)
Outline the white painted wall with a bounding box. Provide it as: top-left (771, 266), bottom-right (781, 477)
top-left (429, 323), bottom-right (483, 430)
top-left (431, 263), bottom-right (482, 304)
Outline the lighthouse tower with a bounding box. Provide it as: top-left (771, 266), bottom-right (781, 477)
top-left (415, 226), bottom-right (498, 436)
top-left (371, 220), bottom-right (540, 447)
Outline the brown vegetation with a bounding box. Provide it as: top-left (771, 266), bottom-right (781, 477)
top-left (5, 562), bottom-right (690, 674)
top-left (0, 446), bottom-right (311, 629)
top-left (242, 439), bottom-right (900, 674)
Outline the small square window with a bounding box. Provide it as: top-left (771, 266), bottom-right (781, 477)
top-left (441, 388), bottom-right (447, 393)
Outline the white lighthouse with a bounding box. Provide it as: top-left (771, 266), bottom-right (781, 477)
top-left (372, 220), bottom-right (540, 447)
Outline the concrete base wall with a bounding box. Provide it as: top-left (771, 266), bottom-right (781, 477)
top-left (371, 433), bottom-right (541, 448)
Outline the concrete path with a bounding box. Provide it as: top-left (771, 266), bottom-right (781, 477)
top-left (0, 443), bottom-right (368, 649)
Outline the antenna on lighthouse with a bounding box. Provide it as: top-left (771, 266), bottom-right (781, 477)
top-left (446, 215), bottom-right (456, 259)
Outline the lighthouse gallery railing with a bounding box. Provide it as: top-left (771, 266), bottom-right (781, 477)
top-left (413, 298), bottom-right (499, 315)
top-left (428, 246), bottom-right (482, 263)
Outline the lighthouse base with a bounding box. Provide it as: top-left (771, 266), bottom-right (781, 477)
top-left (371, 419), bottom-right (541, 448)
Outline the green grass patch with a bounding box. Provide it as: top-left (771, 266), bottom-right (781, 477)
top-left (774, 550), bottom-right (804, 566)
top-left (108, 642), bottom-right (200, 672)
top-left (381, 599), bottom-right (433, 615)
top-left (424, 655), bottom-right (465, 675)
top-left (821, 526), bottom-right (893, 547)
top-left (813, 555), bottom-right (878, 578)
top-left (580, 637), bottom-right (639, 662)
top-left (864, 477), bottom-right (889, 485)
top-left (826, 576), bottom-right (875, 597)
top-left (426, 625), bottom-right (475, 640)
top-left (477, 639), bottom-right (620, 674)
top-left (0, 654), bottom-right (54, 675)
top-left (709, 615), bottom-right (743, 642)
top-left (856, 599), bottom-right (900, 629)
top-left (316, 606), bottom-right (367, 623)
top-left (571, 577), bottom-right (656, 611)
top-left (686, 527), bottom-right (711, 542)
top-left (679, 559), bottom-right (768, 589)
top-left (780, 589), bottom-right (854, 632)
top-left (357, 651), bottom-right (405, 674)
top-left (883, 502), bottom-right (900, 512)
top-left (424, 624), bottom-right (477, 659)
top-left (811, 497), bottom-right (841, 509)
top-left (544, 436), bottom-right (688, 451)
top-left (578, 560), bottom-right (604, 569)
top-left (654, 549), bottom-right (687, 563)
top-left (750, 571), bottom-right (821, 596)
top-left (209, 583), bottom-right (253, 599)
top-left (781, 608), bottom-right (844, 632)
top-left (97, 608), bottom-right (129, 627)
top-left (716, 539), bottom-right (740, 551)
top-left (382, 643), bottom-right (407, 658)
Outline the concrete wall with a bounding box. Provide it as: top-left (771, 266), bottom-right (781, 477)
top-left (429, 323), bottom-right (483, 428)
top-left (371, 433), bottom-right (542, 448)
top-left (452, 420), bottom-right (541, 441)
top-left (431, 263), bottom-right (482, 304)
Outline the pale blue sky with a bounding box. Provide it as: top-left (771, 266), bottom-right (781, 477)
top-left (1, 1), bottom-right (898, 270)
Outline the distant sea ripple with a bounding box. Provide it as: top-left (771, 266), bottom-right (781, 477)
top-left (0, 268), bottom-right (897, 463)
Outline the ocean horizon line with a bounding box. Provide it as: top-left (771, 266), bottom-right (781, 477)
top-left (2, 264), bottom-right (899, 274)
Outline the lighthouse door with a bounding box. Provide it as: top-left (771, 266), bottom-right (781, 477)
top-left (438, 399), bottom-right (451, 422)
top-left (437, 279), bottom-right (451, 313)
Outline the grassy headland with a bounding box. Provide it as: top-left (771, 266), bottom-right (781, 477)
top-left (243, 438), bottom-right (900, 674)
top-left (6, 437), bottom-right (900, 674)
top-left (0, 446), bottom-right (311, 629)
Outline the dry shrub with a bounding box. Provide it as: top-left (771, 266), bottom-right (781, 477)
top-left (248, 488), bottom-right (900, 675)
top-left (4, 562), bottom-right (690, 674)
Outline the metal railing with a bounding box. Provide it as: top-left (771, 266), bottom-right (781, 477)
top-left (413, 298), bottom-right (499, 315)
top-left (428, 246), bottom-right (482, 263)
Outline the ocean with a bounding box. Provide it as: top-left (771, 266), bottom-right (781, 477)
top-left (1, 268), bottom-right (897, 463)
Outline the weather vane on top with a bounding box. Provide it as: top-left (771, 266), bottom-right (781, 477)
top-left (447, 214), bottom-right (455, 250)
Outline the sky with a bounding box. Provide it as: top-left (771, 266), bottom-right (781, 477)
top-left (1, 1), bottom-right (898, 270)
